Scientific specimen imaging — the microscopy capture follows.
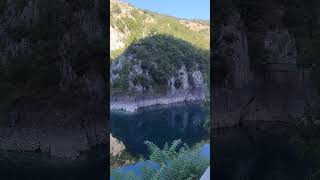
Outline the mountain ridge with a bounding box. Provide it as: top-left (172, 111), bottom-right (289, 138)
top-left (110, 0), bottom-right (210, 59)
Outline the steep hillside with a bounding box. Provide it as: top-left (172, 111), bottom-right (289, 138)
top-left (111, 35), bottom-right (209, 94)
top-left (110, 0), bottom-right (210, 111)
top-left (110, 0), bottom-right (210, 59)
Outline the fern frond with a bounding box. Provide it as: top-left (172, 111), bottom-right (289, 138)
top-left (142, 139), bottom-right (209, 180)
top-left (179, 143), bottom-right (190, 154)
top-left (163, 142), bottom-right (169, 152)
top-left (155, 144), bottom-right (209, 180)
top-left (144, 140), bottom-right (164, 163)
top-left (168, 139), bottom-right (182, 158)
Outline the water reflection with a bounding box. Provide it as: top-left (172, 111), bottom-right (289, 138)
top-left (0, 146), bottom-right (107, 180)
top-left (111, 102), bottom-right (208, 157)
top-left (213, 125), bottom-right (311, 180)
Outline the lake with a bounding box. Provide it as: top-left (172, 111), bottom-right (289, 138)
top-left (110, 102), bottom-right (209, 157)
top-left (0, 145), bottom-right (107, 180)
top-left (213, 123), bottom-right (318, 180)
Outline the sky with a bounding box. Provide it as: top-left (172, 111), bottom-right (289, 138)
top-left (122, 0), bottom-right (210, 20)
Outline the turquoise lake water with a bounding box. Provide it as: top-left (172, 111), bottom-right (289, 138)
top-left (110, 102), bottom-right (209, 157)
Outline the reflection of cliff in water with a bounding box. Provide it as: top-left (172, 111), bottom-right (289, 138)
top-left (213, 123), bottom-right (310, 180)
top-left (111, 102), bottom-right (208, 157)
top-left (0, 145), bottom-right (107, 180)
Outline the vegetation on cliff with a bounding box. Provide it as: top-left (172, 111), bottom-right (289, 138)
top-left (110, 0), bottom-right (209, 59)
top-left (111, 34), bottom-right (209, 94)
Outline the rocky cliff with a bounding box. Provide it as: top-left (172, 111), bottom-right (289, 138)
top-left (111, 35), bottom-right (209, 112)
top-left (0, 0), bottom-right (107, 158)
top-left (212, 0), bottom-right (320, 128)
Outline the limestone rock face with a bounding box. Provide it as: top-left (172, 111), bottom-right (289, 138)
top-left (212, 0), bottom-right (315, 128)
top-left (110, 134), bottom-right (126, 156)
top-left (215, 11), bottom-right (253, 89)
top-left (110, 26), bottom-right (126, 52)
top-left (110, 50), bottom-right (209, 112)
top-left (110, 55), bottom-right (127, 82)
top-left (177, 65), bottom-right (190, 90)
top-left (168, 76), bottom-right (176, 93)
top-left (111, 54), bottom-right (207, 94)
top-left (192, 70), bottom-right (204, 88)
top-left (179, 20), bottom-right (209, 32)
top-left (82, 71), bottom-right (106, 100)
top-left (264, 29), bottom-right (297, 64)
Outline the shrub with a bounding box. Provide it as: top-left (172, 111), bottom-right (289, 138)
top-left (110, 139), bottom-right (209, 180)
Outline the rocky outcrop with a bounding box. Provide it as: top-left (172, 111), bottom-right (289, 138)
top-left (110, 134), bottom-right (126, 156)
top-left (111, 56), bottom-right (208, 111)
top-left (179, 20), bottom-right (209, 32)
top-left (216, 11), bottom-right (253, 89)
top-left (110, 26), bottom-right (127, 52)
top-left (111, 34), bottom-right (209, 111)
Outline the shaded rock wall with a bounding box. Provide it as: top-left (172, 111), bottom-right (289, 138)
top-left (212, 0), bottom-right (316, 128)
top-left (0, 0), bottom-right (108, 158)
top-left (1, 97), bottom-right (107, 158)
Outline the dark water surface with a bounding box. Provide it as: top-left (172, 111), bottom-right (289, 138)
top-left (213, 124), bottom-right (315, 180)
top-left (111, 102), bottom-right (209, 157)
top-left (0, 145), bottom-right (107, 180)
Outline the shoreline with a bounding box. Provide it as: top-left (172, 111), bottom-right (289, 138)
top-left (0, 125), bottom-right (107, 159)
top-left (0, 143), bottom-right (107, 160)
top-left (111, 89), bottom-right (208, 112)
